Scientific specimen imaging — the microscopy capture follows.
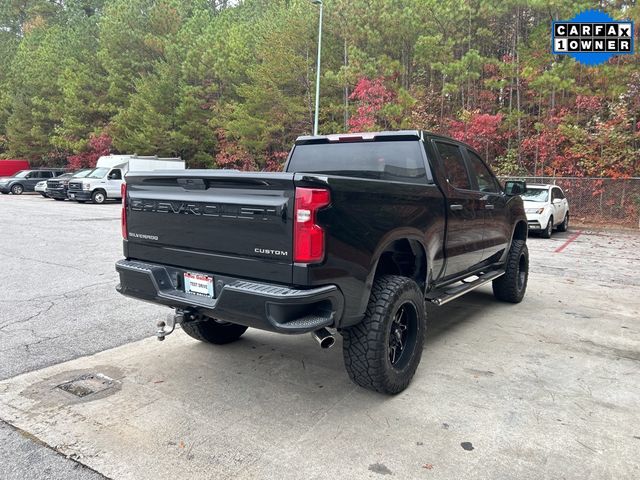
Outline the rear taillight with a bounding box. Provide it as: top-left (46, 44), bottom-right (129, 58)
top-left (293, 187), bottom-right (330, 263)
top-left (121, 183), bottom-right (127, 240)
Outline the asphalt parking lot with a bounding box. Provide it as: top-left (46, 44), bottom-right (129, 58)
top-left (1, 194), bottom-right (639, 479)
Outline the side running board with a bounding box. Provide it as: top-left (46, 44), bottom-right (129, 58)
top-left (426, 270), bottom-right (505, 306)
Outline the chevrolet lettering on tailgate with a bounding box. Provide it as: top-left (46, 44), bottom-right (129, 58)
top-left (130, 199), bottom-right (279, 221)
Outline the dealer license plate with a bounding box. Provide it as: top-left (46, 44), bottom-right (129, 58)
top-left (184, 272), bottom-right (214, 298)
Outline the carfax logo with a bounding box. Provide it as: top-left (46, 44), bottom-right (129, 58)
top-left (552, 9), bottom-right (634, 65)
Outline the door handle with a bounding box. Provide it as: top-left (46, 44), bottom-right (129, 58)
top-left (484, 204), bottom-right (495, 210)
top-left (450, 204), bottom-right (463, 211)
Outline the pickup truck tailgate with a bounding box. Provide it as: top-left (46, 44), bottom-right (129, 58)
top-left (124, 171), bottom-right (295, 284)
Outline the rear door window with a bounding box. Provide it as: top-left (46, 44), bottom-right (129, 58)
top-left (434, 142), bottom-right (472, 190)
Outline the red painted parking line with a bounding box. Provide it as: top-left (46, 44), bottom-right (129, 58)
top-left (554, 230), bottom-right (583, 253)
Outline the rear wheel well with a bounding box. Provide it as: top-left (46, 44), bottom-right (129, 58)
top-left (373, 239), bottom-right (427, 289)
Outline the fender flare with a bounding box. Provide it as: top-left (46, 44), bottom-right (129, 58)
top-left (509, 219), bottom-right (528, 251)
top-left (356, 229), bottom-right (429, 316)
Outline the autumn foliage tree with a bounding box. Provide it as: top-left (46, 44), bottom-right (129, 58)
top-left (449, 112), bottom-right (505, 160)
top-left (67, 133), bottom-right (112, 170)
top-left (214, 129), bottom-right (256, 171)
top-left (348, 77), bottom-right (397, 131)
top-left (0, 0), bottom-right (637, 179)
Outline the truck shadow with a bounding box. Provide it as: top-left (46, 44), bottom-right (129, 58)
top-left (425, 289), bottom-right (497, 344)
top-left (180, 288), bottom-right (500, 394)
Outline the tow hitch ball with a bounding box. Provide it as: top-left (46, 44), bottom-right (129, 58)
top-left (156, 311), bottom-right (184, 341)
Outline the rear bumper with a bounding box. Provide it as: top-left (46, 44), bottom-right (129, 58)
top-left (68, 190), bottom-right (91, 201)
top-left (115, 259), bottom-right (344, 334)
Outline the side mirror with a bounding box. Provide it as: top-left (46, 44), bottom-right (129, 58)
top-left (553, 198), bottom-right (562, 204)
top-left (504, 180), bottom-right (526, 196)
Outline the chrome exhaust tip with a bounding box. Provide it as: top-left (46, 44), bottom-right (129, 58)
top-left (312, 328), bottom-right (335, 349)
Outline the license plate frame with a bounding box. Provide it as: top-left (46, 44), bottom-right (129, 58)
top-left (183, 272), bottom-right (215, 298)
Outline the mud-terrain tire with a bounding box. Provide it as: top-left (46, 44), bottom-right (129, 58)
top-left (492, 239), bottom-right (529, 303)
top-left (181, 317), bottom-right (248, 344)
top-left (342, 275), bottom-right (426, 394)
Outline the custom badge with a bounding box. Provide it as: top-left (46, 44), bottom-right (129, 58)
top-left (552, 9), bottom-right (634, 65)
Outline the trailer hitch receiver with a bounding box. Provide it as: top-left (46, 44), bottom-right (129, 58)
top-left (156, 311), bottom-right (184, 341)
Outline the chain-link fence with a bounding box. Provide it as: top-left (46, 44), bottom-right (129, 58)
top-left (499, 177), bottom-right (640, 229)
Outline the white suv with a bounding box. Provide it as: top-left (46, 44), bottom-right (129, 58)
top-left (35, 180), bottom-right (48, 197)
top-left (521, 184), bottom-right (569, 238)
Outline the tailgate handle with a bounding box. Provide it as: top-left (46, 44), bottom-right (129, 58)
top-left (177, 178), bottom-right (206, 190)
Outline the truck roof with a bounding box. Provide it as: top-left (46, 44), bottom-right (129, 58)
top-left (295, 130), bottom-right (420, 145)
top-left (295, 130), bottom-right (460, 145)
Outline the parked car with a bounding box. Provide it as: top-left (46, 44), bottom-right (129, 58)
top-left (116, 130), bottom-right (530, 394)
top-left (0, 169), bottom-right (66, 195)
top-left (521, 184), bottom-right (569, 238)
top-left (46, 170), bottom-right (93, 201)
top-left (67, 155), bottom-right (184, 204)
top-left (35, 181), bottom-right (48, 197)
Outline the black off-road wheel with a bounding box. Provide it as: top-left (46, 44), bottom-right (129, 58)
top-left (557, 213), bottom-right (569, 232)
top-left (181, 316), bottom-right (248, 345)
top-left (492, 239), bottom-right (529, 303)
top-left (342, 275), bottom-right (426, 394)
top-left (541, 216), bottom-right (553, 238)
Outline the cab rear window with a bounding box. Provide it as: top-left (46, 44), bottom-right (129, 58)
top-left (288, 141), bottom-right (428, 183)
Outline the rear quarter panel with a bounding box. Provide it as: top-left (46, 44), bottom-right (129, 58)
top-left (293, 174), bottom-right (446, 325)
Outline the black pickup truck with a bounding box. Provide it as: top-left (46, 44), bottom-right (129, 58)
top-left (116, 131), bottom-right (529, 394)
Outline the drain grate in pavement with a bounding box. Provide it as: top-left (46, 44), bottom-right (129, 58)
top-left (56, 373), bottom-right (115, 398)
